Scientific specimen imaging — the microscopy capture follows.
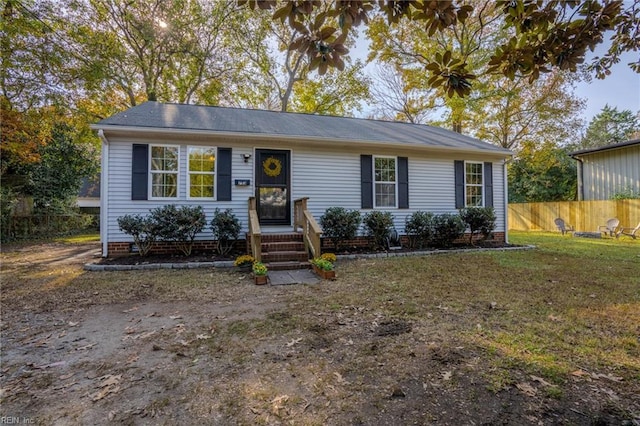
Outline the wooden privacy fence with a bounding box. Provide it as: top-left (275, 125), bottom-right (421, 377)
top-left (508, 200), bottom-right (640, 232)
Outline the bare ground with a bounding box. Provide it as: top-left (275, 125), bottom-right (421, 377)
top-left (1, 241), bottom-right (638, 425)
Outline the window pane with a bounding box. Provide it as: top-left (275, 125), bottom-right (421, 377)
top-left (374, 157), bottom-right (396, 182)
top-left (187, 147), bottom-right (216, 198)
top-left (189, 147), bottom-right (215, 172)
top-left (152, 146), bottom-right (178, 171)
top-left (466, 186), bottom-right (482, 206)
top-left (152, 172), bottom-right (177, 198)
top-left (375, 183), bottom-right (396, 207)
top-left (189, 173), bottom-right (214, 198)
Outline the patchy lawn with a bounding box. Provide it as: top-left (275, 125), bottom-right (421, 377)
top-left (1, 232), bottom-right (638, 425)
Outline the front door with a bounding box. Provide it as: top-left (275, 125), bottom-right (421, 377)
top-left (255, 149), bottom-right (290, 225)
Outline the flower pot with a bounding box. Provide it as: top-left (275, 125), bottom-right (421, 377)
top-left (312, 264), bottom-right (336, 280)
top-left (237, 264), bottom-right (252, 273)
top-left (254, 274), bottom-right (268, 285)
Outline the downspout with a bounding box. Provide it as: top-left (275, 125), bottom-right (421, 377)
top-left (573, 156), bottom-right (584, 201)
top-left (503, 157), bottom-right (511, 244)
top-left (98, 130), bottom-right (109, 257)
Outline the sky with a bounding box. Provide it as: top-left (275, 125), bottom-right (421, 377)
top-left (574, 50), bottom-right (640, 123)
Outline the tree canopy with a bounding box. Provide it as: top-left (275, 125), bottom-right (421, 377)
top-left (240, 0), bottom-right (639, 97)
top-left (579, 105), bottom-right (640, 149)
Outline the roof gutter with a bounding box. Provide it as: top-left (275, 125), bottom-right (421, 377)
top-left (91, 124), bottom-right (513, 158)
top-left (97, 129), bottom-right (109, 257)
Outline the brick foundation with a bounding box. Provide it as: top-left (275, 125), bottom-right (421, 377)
top-left (106, 232), bottom-right (506, 258)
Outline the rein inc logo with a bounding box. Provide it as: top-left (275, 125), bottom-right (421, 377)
top-left (0, 417), bottom-right (34, 424)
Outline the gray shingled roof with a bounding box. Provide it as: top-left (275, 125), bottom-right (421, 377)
top-left (95, 101), bottom-right (511, 155)
top-left (569, 139), bottom-right (640, 157)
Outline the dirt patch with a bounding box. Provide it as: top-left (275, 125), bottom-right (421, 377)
top-left (1, 240), bottom-right (639, 425)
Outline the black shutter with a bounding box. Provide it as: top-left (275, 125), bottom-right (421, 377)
top-left (217, 148), bottom-right (232, 201)
top-left (398, 156), bottom-right (409, 209)
top-left (361, 155), bottom-right (373, 209)
top-left (484, 162), bottom-right (493, 207)
top-left (454, 160), bottom-right (464, 209)
top-left (131, 144), bottom-right (148, 200)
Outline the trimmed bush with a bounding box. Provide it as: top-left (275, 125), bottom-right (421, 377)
top-left (430, 213), bottom-right (465, 248)
top-left (363, 211), bottom-right (394, 249)
top-left (459, 207), bottom-right (496, 244)
top-left (319, 207), bottom-right (361, 251)
top-left (117, 214), bottom-right (158, 256)
top-left (151, 205), bottom-right (207, 256)
top-left (210, 208), bottom-right (241, 256)
top-left (404, 211), bottom-right (434, 249)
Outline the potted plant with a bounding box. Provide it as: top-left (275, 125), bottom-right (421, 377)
top-left (310, 254), bottom-right (336, 280)
top-left (252, 261), bottom-right (268, 285)
top-left (234, 254), bottom-right (255, 272)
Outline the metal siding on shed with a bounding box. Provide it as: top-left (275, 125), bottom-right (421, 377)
top-left (581, 144), bottom-right (640, 200)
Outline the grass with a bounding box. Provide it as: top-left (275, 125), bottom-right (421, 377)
top-left (2, 230), bottom-right (639, 423)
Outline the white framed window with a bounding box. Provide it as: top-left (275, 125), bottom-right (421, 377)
top-left (374, 156), bottom-right (397, 208)
top-left (188, 146), bottom-right (216, 199)
top-left (150, 145), bottom-right (179, 198)
top-left (465, 161), bottom-right (483, 206)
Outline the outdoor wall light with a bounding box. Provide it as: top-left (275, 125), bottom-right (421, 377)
top-left (242, 153), bottom-right (252, 163)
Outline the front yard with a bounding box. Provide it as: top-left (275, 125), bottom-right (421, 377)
top-left (1, 232), bottom-right (638, 425)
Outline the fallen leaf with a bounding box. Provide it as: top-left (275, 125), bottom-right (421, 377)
top-left (59, 373), bottom-right (74, 380)
top-left (571, 369), bottom-right (589, 377)
top-left (286, 338), bottom-right (302, 347)
top-left (75, 343), bottom-right (96, 351)
top-left (196, 334), bottom-right (211, 340)
top-left (68, 321), bottom-right (79, 327)
top-left (333, 372), bottom-right (350, 384)
top-left (516, 382), bottom-right (537, 396)
top-left (98, 374), bottom-right (122, 388)
top-left (169, 315), bottom-right (183, 320)
top-left (592, 373), bottom-right (623, 382)
top-left (271, 394), bottom-right (289, 416)
top-left (91, 385), bottom-right (121, 401)
top-left (547, 314), bottom-right (561, 322)
top-left (530, 375), bottom-right (552, 387)
top-left (442, 371), bottom-right (452, 381)
top-left (122, 306), bottom-right (138, 313)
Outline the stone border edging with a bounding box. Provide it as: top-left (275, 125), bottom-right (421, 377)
top-left (83, 245), bottom-right (535, 272)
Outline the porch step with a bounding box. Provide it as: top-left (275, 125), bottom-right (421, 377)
top-left (247, 232), bottom-right (310, 270)
top-left (266, 261), bottom-right (311, 271)
top-left (262, 250), bottom-right (309, 263)
top-left (262, 241), bottom-right (305, 252)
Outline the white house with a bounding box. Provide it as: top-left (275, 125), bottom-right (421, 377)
top-left (92, 102), bottom-right (512, 258)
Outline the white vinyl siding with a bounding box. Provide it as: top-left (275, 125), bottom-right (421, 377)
top-left (103, 136), bottom-right (508, 245)
top-left (150, 145), bottom-right (179, 199)
top-left (188, 146), bottom-right (216, 199)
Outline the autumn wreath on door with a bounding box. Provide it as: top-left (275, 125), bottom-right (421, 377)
top-left (263, 156), bottom-right (282, 177)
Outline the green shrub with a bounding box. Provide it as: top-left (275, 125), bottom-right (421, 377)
top-left (319, 207), bottom-right (361, 251)
top-left (117, 214), bottom-right (158, 256)
top-left (430, 213), bottom-right (465, 248)
top-left (404, 211), bottom-right (434, 249)
top-left (210, 208), bottom-right (241, 256)
top-left (459, 207), bottom-right (496, 244)
top-left (151, 205), bottom-right (206, 256)
top-left (363, 211), bottom-right (394, 249)
top-left (1, 187), bottom-right (18, 242)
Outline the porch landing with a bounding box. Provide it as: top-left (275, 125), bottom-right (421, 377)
top-left (269, 269), bottom-right (320, 285)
